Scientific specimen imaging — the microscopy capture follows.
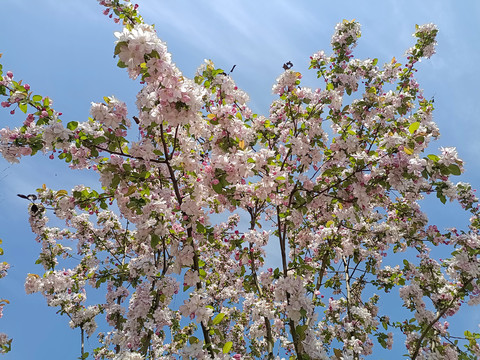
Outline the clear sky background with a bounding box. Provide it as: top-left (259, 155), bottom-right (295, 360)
top-left (1, 0), bottom-right (480, 359)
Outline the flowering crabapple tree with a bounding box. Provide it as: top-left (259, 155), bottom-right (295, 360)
top-left (2, 1), bottom-right (480, 359)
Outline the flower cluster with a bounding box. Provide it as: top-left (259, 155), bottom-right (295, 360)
top-left (90, 96), bottom-right (129, 130)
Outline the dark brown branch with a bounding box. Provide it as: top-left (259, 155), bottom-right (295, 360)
top-left (411, 277), bottom-right (475, 359)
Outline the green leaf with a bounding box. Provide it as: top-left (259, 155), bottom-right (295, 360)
top-left (333, 348), bottom-right (342, 359)
top-left (114, 41), bottom-right (127, 56)
top-left (19, 102), bottom-right (28, 114)
top-left (151, 234), bottom-right (160, 248)
top-left (125, 186), bottom-right (136, 196)
top-left (326, 83), bottom-right (334, 91)
top-left (67, 121), bottom-right (78, 131)
top-left (212, 313), bottom-right (225, 325)
top-left (427, 154), bottom-right (439, 162)
top-left (148, 50), bottom-right (161, 60)
top-left (296, 324), bottom-right (308, 341)
top-left (408, 122), bottom-right (420, 134)
top-left (93, 136), bottom-right (106, 145)
top-left (222, 341), bottom-right (233, 354)
top-left (197, 222), bottom-right (207, 234)
top-left (212, 182), bottom-right (223, 194)
top-left (372, 58), bottom-right (378, 66)
top-left (189, 336), bottom-right (199, 344)
top-left (111, 175), bottom-right (121, 188)
top-left (448, 164), bottom-right (461, 176)
top-left (219, 176), bottom-right (229, 187)
top-left (32, 95), bottom-right (42, 102)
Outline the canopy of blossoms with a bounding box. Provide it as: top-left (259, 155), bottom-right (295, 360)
top-left (1, 1), bottom-right (480, 359)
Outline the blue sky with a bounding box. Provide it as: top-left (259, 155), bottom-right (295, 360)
top-left (1, 0), bottom-right (480, 358)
